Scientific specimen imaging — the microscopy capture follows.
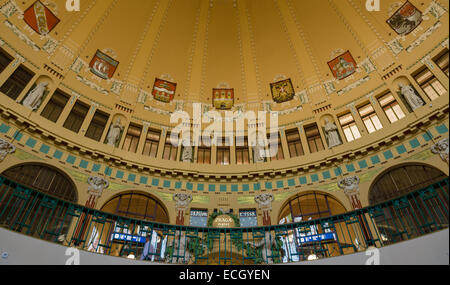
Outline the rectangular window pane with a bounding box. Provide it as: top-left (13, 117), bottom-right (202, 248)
top-left (143, 129), bottom-right (160, 157)
top-left (414, 66), bottom-right (447, 100)
top-left (85, 110), bottom-right (109, 141)
top-left (63, 101), bottom-right (89, 133)
top-left (0, 65), bottom-right (34, 100)
top-left (122, 124), bottom-right (142, 153)
top-left (0, 49), bottom-right (13, 74)
top-left (305, 124), bottom-right (324, 153)
top-left (286, 129), bottom-right (303, 158)
top-left (40, 90), bottom-right (70, 122)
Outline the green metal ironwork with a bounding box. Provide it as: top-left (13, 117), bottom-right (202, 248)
top-left (0, 176), bottom-right (448, 265)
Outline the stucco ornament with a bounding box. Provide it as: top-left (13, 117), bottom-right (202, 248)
top-left (22, 82), bottom-right (48, 110)
top-left (173, 193), bottom-right (193, 211)
top-left (338, 176), bottom-right (360, 198)
top-left (431, 138), bottom-right (449, 164)
top-left (255, 193), bottom-right (274, 212)
top-left (87, 176), bottom-right (109, 198)
top-left (0, 138), bottom-right (16, 162)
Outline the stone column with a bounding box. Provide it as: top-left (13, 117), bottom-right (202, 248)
top-left (255, 193), bottom-right (274, 226)
top-left (431, 138), bottom-right (449, 164)
top-left (173, 193), bottom-right (193, 225)
top-left (338, 176), bottom-right (362, 210)
top-left (0, 138), bottom-right (15, 162)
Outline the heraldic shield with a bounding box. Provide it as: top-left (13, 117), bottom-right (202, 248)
top-left (89, 50), bottom-right (119, 80)
top-left (152, 78), bottom-right (177, 103)
top-left (23, 1), bottom-right (60, 36)
top-left (213, 88), bottom-right (234, 110)
top-left (327, 51), bottom-right (357, 80)
top-left (387, 1), bottom-right (423, 36)
top-left (270, 79), bottom-right (295, 104)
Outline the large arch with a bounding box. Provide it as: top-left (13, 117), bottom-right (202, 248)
top-left (85, 190), bottom-right (171, 259)
top-left (1, 162), bottom-right (78, 202)
top-left (367, 162), bottom-right (448, 246)
top-left (276, 191), bottom-right (360, 262)
top-left (100, 190), bottom-right (170, 224)
top-left (277, 190), bottom-right (348, 224)
top-left (0, 162), bottom-right (79, 243)
top-left (368, 162), bottom-right (448, 205)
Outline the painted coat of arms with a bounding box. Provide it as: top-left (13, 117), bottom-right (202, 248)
top-left (152, 78), bottom-right (176, 103)
top-left (213, 88), bottom-right (234, 110)
top-left (270, 79), bottom-right (295, 103)
top-left (89, 50), bottom-right (119, 80)
top-left (328, 51), bottom-right (357, 80)
top-left (23, 1), bottom-right (60, 35)
top-left (387, 1), bottom-right (423, 36)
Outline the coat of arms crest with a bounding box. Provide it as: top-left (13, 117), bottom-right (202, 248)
top-left (23, 1), bottom-right (60, 35)
top-left (387, 1), bottom-right (423, 36)
top-left (270, 79), bottom-right (295, 104)
top-left (152, 78), bottom-right (177, 103)
top-left (327, 51), bottom-right (357, 80)
top-left (89, 50), bottom-right (119, 80)
top-left (213, 88), bottom-right (234, 110)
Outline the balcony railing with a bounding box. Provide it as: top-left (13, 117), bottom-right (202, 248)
top-left (0, 176), bottom-right (448, 265)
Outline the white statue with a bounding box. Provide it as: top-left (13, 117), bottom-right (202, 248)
top-left (431, 138), bottom-right (449, 164)
top-left (0, 138), bottom-right (16, 161)
top-left (253, 141), bottom-right (265, 163)
top-left (181, 139), bottom-right (193, 162)
top-left (22, 82), bottom-right (48, 110)
top-left (247, 231), bottom-right (278, 264)
top-left (324, 118), bottom-right (342, 148)
top-left (87, 176), bottom-right (109, 198)
top-left (255, 194), bottom-right (274, 211)
top-left (399, 84), bottom-right (424, 111)
top-left (106, 118), bottom-right (124, 146)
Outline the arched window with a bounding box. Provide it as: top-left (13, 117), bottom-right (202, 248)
top-left (96, 192), bottom-right (170, 260)
top-left (277, 192), bottom-right (351, 262)
top-left (369, 164), bottom-right (447, 205)
top-left (278, 192), bottom-right (346, 224)
top-left (0, 163), bottom-right (78, 243)
top-left (101, 192), bottom-right (169, 223)
top-left (368, 164), bottom-right (448, 245)
top-left (1, 163), bottom-right (77, 202)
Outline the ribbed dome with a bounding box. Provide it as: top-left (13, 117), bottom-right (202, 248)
top-left (6, 0), bottom-right (441, 124)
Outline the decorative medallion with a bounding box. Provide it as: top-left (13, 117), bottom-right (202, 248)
top-left (89, 50), bottom-right (119, 80)
top-left (270, 79), bottom-right (295, 103)
top-left (327, 50), bottom-right (357, 80)
top-left (387, 1), bottom-right (423, 36)
top-left (152, 78), bottom-right (176, 103)
top-left (23, 0), bottom-right (60, 35)
top-left (212, 88), bottom-right (234, 110)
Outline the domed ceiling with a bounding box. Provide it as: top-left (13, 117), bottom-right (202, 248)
top-left (3, 0), bottom-right (447, 126)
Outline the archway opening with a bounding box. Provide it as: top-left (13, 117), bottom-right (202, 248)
top-left (0, 163), bottom-right (78, 243)
top-left (85, 191), bottom-right (170, 260)
top-left (276, 192), bottom-right (360, 262)
top-left (368, 163), bottom-right (449, 245)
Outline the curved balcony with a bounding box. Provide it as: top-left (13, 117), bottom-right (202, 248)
top-left (0, 176), bottom-right (448, 265)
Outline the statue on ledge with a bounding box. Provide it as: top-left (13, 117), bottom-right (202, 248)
top-left (22, 82), bottom-right (48, 111)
